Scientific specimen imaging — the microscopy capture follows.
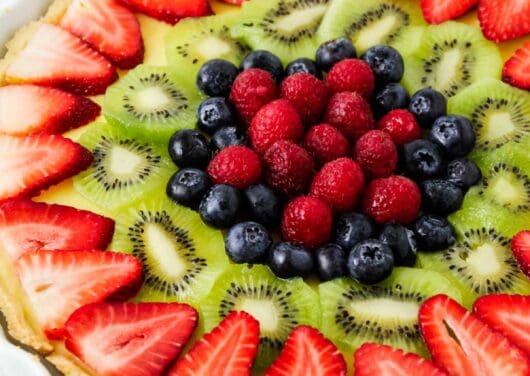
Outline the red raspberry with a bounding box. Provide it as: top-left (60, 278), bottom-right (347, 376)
top-left (207, 146), bottom-right (262, 189)
top-left (309, 158), bottom-right (365, 212)
top-left (229, 69), bottom-right (277, 124)
top-left (280, 73), bottom-right (330, 124)
top-left (248, 99), bottom-right (304, 154)
top-left (354, 130), bottom-right (398, 178)
top-left (282, 196), bottom-right (332, 249)
top-left (303, 123), bottom-right (350, 165)
top-left (325, 59), bottom-right (375, 99)
top-left (362, 175), bottom-right (421, 225)
top-left (263, 140), bottom-right (314, 196)
top-left (378, 109), bottom-right (422, 145)
top-left (324, 92), bottom-right (375, 142)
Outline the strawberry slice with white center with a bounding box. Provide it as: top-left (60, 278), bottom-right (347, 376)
top-left (478, 0), bottom-right (530, 42)
top-left (0, 134), bottom-right (92, 202)
top-left (15, 250), bottom-right (143, 339)
top-left (502, 42), bottom-right (530, 91)
top-left (169, 311), bottom-right (260, 376)
top-left (0, 85), bottom-right (100, 136)
top-left (0, 199), bottom-right (114, 260)
top-left (60, 0), bottom-right (144, 69)
top-left (420, 0), bottom-right (477, 24)
top-left (4, 23), bottom-right (117, 95)
top-left (119, 0), bottom-right (211, 25)
top-left (64, 302), bottom-right (197, 376)
top-left (419, 294), bottom-right (530, 376)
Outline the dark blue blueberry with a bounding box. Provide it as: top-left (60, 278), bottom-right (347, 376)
top-left (244, 184), bottom-right (281, 228)
top-left (361, 45), bottom-right (404, 85)
top-left (332, 212), bottom-right (375, 250)
top-left (372, 83), bottom-right (410, 118)
top-left (429, 115), bottom-right (476, 158)
top-left (421, 179), bottom-right (464, 215)
top-left (240, 50), bottom-right (283, 83)
top-left (315, 243), bottom-right (347, 281)
top-left (403, 139), bottom-right (445, 180)
top-left (197, 97), bottom-right (235, 134)
top-left (166, 168), bottom-right (210, 210)
top-left (211, 126), bottom-right (249, 151)
top-left (409, 88), bottom-right (447, 128)
top-left (225, 221), bottom-right (272, 263)
top-left (268, 242), bottom-right (314, 278)
top-left (412, 214), bottom-right (456, 251)
top-left (446, 158), bottom-right (482, 191)
top-left (379, 222), bottom-right (417, 267)
top-left (315, 37), bottom-right (356, 72)
top-left (199, 184), bottom-right (241, 229)
top-left (285, 58), bottom-right (322, 79)
top-left (168, 129), bottom-right (211, 169)
top-left (347, 239), bottom-right (394, 284)
top-left (196, 59), bottom-right (239, 97)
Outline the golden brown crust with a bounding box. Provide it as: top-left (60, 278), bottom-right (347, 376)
top-left (42, 0), bottom-right (72, 24)
top-left (0, 21), bottom-right (40, 85)
top-left (46, 346), bottom-right (95, 376)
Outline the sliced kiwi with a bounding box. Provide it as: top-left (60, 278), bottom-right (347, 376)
top-left (319, 267), bottom-right (462, 357)
top-left (230, 0), bottom-right (331, 64)
top-left (103, 65), bottom-right (200, 142)
top-left (200, 264), bottom-right (320, 368)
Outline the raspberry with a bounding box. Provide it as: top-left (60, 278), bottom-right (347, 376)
top-left (378, 109), bottom-right (422, 145)
top-left (362, 175), bottom-right (421, 225)
top-left (282, 196), bottom-right (332, 249)
top-left (229, 68), bottom-right (277, 124)
top-left (325, 59), bottom-right (375, 98)
top-left (207, 146), bottom-right (262, 189)
top-left (280, 73), bottom-right (330, 124)
top-left (354, 130), bottom-right (398, 178)
top-left (248, 99), bottom-right (304, 154)
top-left (324, 92), bottom-right (375, 142)
top-left (303, 123), bottom-right (350, 165)
top-left (309, 158), bottom-right (365, 212)
top-left (263, 140), bottom-right (314, 196)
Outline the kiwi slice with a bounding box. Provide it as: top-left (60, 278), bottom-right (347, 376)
top-left (317, 0), bottom-right (426, 55)
top-left (103, 65), bottom-right (200, 142)
top-left (230, 0), bottom-right (331, 64)
top-left (200, 264), bottom-right (320, 368)
top-left (402, 23), bottom-right (502, 98)
top-left (319, 267), bottom-right (462, 357)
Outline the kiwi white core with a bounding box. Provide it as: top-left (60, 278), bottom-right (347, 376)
top-left (109, 145), bottom-right (142, 175)
top-left (145, 224), bottom-right (186, 279)
top-left (487, 172), bottom-right (524, 208)
top-left (349, 298), bottom-right (419, 322)
top-left (197, 36), bottom-right (232, 59)
top-left (435, 49), bottom-right (461, 90)
top-left (355, 16), bottom-right (397, 52)
top-left (275, 5), bottom-right (327, 33)
top-left (486, 112), bottom-right (515, 141)
top-left (239, 299), bottom-right (278, 332)
top-left (465, 243), bottom-right (502, 277)
top-left (136, 86), bottom-right (171, 112)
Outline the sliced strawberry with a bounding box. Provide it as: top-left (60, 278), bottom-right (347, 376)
top-left (65, 302), bottom-right (197, 376)
top-left (478, 0), bottom-right (530, 42)
top-left (15, 250), bottom-right (142, 339)
top-left (0, 85), bottom-right (100, 136)
top-left (419, 294), bottom-right (530, 376)
top-left (420, 0), bottom-right (477, 24)
top-left (265, 326), bottom-right (347, 376)
top-left (4, 23), bottom-right (117, 95)
top-left (0, 134), bottom-right (92, 201)
top-left (503, 42), bottom-right (530, 91)
top-left (169, 311), bottom-right (259, 376)
top-left (0, 199), bottom-right (114, 260)
top-left (60, 0), bottom-right (144, 69)
top-left (220, 0), bottom-right (244, 5)
top-left (511, 230), bottom-right (530, 278)
top-left (119, 0), bottom-right (211, 24)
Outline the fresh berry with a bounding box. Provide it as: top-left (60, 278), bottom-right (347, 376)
top-left (285, 58), bottom-right (322, 79)
top-left (310, 158), bottom-right (365, 212)
top-left (348, 239), bottom-right (394, 284)
top-left (361, 45), bottom-right (404, 85)
top-left (169, 311), bottom-right (260, 376)
top-left (225, 221), bottom-right (272, 263)
top-left (325, 59), bottom-right (375, 98)
top-left (446, 158), bottom-right (482, 191)
top-left (211, 126), bottom-right (249, 151)
top-left (503, 42), bottom-right (530, 90)
top-left (265, 326), bottom-right (347, 376)
top-left (240, 50), bottom-right (284, 83)
top-left (263, 140), bottom-right (314, 196)
top-left (197, 97), bottom-right (236, 134)
top-left (324, 92), bottom-right (375, 141)
top-left (197, 59), bottom-right (239, 97)
top-left (478, 0), bottom-right (530, 42)
top-left (199, 184), bottom-right (241, 229)
top-left (168, 129), bottom-right (212, 169)
top-left (280, 72), bottom-right (330, 124)
top-left (167, 168), bottom-right (211, 209)
top-left (332, 212), bottom-right (375, 251)
top-left (377, 109), bottom-right (421, 145)
top-left (0, 85), bottom-right (100, 136)
top-left (511, 230), bottom-right (530, 278)
top-left (244, 184), bottom-right (281, 228)
top-left (315, 244), bottom-right (347, 281)
top-left (403, 139), bottom-right (445, 180)
top-left (248, 99), bottom-right (304, 154)
top-left (412, 214), bottom-right (455, 251)
top-left (379, 222), bottom-right (417, 267)
top-left (362, 175), bottom-right (421, 225)
top-left (354, 130), bottom-right (398, 178)
top-left (268, 242), bottom-right (315, 278)
top-left (303, 124), bottom-right (350, 165)
top-left (315, 37), bottom-right (357, 72)
top-left (207, 146), bottom-right (262, 189)
top-left (230, 68), bottom-right (277, 124)
top-left (66, 302), bottom-right (197, 376)
top-left (15, 250), bottom-right (142, 339)
top-left (372, 83), bottom-right (410, 118)
top-left (429, 115), bottom-right (476, 157)
top-left (120, 0), bottom-right (211, 24)
top-left (408, 88), bottom-right (447, 128)
top-left (220, 0), bottom-right (244, 5)
top-left (421, 179), bottom-right (464, 215)
top-left (421, 0), bottom-right (477, 24)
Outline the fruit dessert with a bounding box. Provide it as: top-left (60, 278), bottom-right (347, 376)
top-left (0, 0), bottom-right (529, 375)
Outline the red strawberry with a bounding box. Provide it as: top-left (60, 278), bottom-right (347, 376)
top-left (220, 0), bottom-right (244, 5)
top-left (303, 124), bottom-right (350, 165)
top-left (377, 109), bottom-right (422, 146)
top-left (207, 146), bottom-right (262, 189)
top-left (421, 0), bottom-right (477, 24)
top-left (503, 42), bottom-right (530, 90)
top-left (324, 92), bottom-right (375, 142)
top-left (0, 199), bottom-right (114, 261)
top-left (65, 302), bottom-right (196, 376)
top-left (120, 0), bottom-right (211, 24)
top-left (4, 23), bottom-right (117, 95)
top-left (60, 0), bottom-right (144, 69)
top-left (168, 311), bottom-right (260, 376)
top-left (280, 73), bottom-right (330, 124)
top-left (478, 0), bottom-right (530, 42)
top-left (265, 326), bottom-right (346, 376)
top-left (0, 85), bottom-right (100, 136)
top-left (354, 343), bottom-right (447, 376)
top-left (354, 130), bottom-right (398, 178)
top-left (15, 250), bottom-right (143, 339)
top-left (0, 135), bottom-right (92, 202)
top-left (419, 294), bottom-right (530, 376)
top-left (325, 59), bottom-right (375, 99)
top-left (511, 230), bottom-right (530, 278)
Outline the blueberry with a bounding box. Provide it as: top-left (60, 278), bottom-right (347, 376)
top-left (412, 214), bottom-right (456, 251)
top-left (240, 50), bottom-right (283, 83)
top-left (197, 59), bottom-right (239, 97)
top-left (347, 239), bottom-right (394, 284)
top-left (244, 184), bottom-right (281, 228)
top-left (421, 179), bottom-right (464, 215)
top-left (315, 37), bottom-right (356, 72)
top-left (211, 126), bottom-right (249, 151)
top-left (361, 45), bottom-right (404, 85)
top-left (166, 168), bottom-right (210, 209)
top-left (372, 83), bottom-right (410, 118)
top-left (268, 242), bottom-right (314, 278)
top-left (446, 158), bottom-right (482, 191)
top-left (333, 212), bottom-right (375, 250)
top-left (199, 184), bottom-right (241, 229)
top-left (225, 221), bottom-right (272, 263)
top-left (379, 222), bottom-right (417, 267)
top-left (403, 139), bottom-right (445, 179)
top-left (315, 243), bottom-right (347, 281)
top-left (285, 58), bottom-right (322, 78)
top-left (429, 115), bottom-right (476, 158)
top-left (168, 129), bottom-right (211, 169)
top-left (409, 88), bottom-right (447, 128)
top-left (197, 97), bottom-right (235, 134)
